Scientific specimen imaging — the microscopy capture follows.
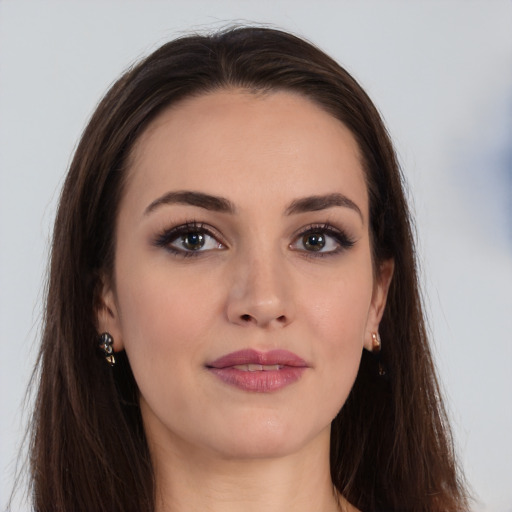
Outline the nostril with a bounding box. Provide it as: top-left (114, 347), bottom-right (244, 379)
top-left (234, 313), bottom-right (288, 326)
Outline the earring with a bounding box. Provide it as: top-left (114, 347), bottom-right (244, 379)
top-left (371, 332), bottom-right (381, 353)
top-left (371, 332), bottom-right (385, 377)
top-left (98, 332), bottom-right (116, 366)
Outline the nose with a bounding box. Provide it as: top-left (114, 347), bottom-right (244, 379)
top-left (226, 250), bottom-right (294, 329)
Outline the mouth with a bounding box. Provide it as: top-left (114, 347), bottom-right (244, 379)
top-left (206, 349), bottom-right (308, 393)
top-left (231, 364), bottom-right (283, 371)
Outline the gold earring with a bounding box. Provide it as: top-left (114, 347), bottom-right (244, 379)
top-left (98, 332), bottom-right (116, 366)
top-left (371, 332), bottom-right (385, 376)
top-left (371, 332), bottom-right (381, 353)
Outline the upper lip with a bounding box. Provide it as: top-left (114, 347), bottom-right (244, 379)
top-left (207, 349), bottom-right (307, 369)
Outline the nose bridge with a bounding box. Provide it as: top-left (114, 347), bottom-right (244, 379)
top-left (227, 242), bottom-right (292, 328)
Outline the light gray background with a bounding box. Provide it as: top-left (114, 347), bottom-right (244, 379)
top-left (1, 1), bottom-right (511, 511)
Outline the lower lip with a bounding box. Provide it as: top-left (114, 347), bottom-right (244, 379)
top-left (209, 367), bottom-right (306, 392)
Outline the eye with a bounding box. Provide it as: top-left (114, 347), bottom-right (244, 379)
top-left (154, 222), bottom-right (225, 256)
top-left (172, 231), bottom-right (221, 252)
top-left (290, 224), bottom-right (355, 255)
top-left (301, 232), bottom-right (334, 252)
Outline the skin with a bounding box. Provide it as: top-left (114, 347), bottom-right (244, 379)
top-left (98, 90), bottom-right (393, 512)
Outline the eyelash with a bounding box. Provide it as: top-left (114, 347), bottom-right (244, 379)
top-left (153, 221), bottom-right (356, 258)
top-left (291, 223), bottom-right (356, 257)
top-left (153, 221), bottom-right (224, 258)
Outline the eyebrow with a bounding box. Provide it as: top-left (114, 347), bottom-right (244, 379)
top-left (144, 190), bottom-right (363, 220)
top-left (144, 191), bottom-right (236, 215)
top-left (284, 193), bottom-right (363, 220)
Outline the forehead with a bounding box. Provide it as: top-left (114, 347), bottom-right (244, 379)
top-left (124, 89), bottom-right (368, 217)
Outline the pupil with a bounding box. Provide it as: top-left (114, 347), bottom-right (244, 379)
top-left (183, 232), bottom-right (204, 250)
top-left (304, 233), bottom-right (325, 251)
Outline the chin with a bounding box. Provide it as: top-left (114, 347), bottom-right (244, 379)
top-left (206, 417), bottom-right (329, 461)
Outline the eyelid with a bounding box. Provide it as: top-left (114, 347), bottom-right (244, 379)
top-left (153, 221), bottom-right (227, 256)
top-left (153, 220), bottom-right (355, 258)
top-left (289, 222), bottom-right (356, 255)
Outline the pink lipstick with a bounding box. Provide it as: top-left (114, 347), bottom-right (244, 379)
top-left (207, 349), bottom-right (307, 392)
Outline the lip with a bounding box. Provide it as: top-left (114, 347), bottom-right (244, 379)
top-left (207, 349), bottom-right (308, 393)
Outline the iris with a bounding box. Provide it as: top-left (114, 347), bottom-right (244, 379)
top-left (181, 232), bottom-right (205, 250)
top-left (303, 233), bottom-right (325, 251)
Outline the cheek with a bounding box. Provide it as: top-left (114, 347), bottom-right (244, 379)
top-left (113, 258), bottom-right (223, 373)
top-left (296, 260), bottom-right (374, 399)
top-left (300, 268), bottom-right (373, 344)
top-left (112, 261), bottom-right (227, 429)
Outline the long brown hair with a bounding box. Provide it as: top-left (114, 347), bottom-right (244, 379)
top-left (27, 27), bottom-right (469, 511)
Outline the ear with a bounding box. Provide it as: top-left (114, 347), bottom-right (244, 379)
top-left (96, 274), bottom-right (124, 352)
top-left (363, 259), bottom-right (394, 351)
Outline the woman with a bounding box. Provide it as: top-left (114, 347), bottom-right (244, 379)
top-left (28, 27), bottom-right (469, 511)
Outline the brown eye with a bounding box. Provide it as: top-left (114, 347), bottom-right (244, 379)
top-left (181, 232), bottom-right (205, 251)
top-left (289, 224), bottom-right (354, 256)
top-left (158, 225), bottom-right (226, 256)
top-left (302, 233), bottom-right (325, 251)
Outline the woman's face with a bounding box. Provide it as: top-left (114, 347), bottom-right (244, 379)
top-left (99, 90), bottom-right (392, 460)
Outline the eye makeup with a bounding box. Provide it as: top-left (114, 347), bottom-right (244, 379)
top-left (289, 222), bottom-right (356, 257)
top-left (152, 219), bottom-right (356, 260)
top-left (152, 221), bottom-right (226, 258)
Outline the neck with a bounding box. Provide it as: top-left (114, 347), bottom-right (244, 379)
top-left (149, 427), bottom-right (356, 512)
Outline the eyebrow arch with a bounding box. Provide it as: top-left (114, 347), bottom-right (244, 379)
top-left (144, 190), bottom-right (362, 220)
top-left (144, 191), bottom-right (236, 216)
top-left (285, 193), bottom-right (363, 220)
